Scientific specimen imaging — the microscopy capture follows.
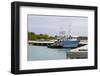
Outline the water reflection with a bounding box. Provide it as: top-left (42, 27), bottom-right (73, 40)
top-left (27, 45), bottom-right (70, 61)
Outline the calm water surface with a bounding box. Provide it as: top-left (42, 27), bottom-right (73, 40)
top-left (28, 45), bottom-right (71, 61)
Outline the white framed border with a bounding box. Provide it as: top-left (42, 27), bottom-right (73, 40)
top-left (20, 6), bottom-right (95, 70)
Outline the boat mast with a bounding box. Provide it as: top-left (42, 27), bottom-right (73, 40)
top-left (59, 20), bottom-right (72, 40)
top-left (59, 26), bottom-right (66, 40)
top-left (68, 22), bottom-right (72, 39)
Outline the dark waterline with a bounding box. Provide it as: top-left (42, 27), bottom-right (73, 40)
top-left (27, 45), bottom-right (71, 61)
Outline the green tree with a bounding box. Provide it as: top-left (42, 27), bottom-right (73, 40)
top-left (43, 34), bottom-right (49, 40)
top-left (28, 32), bottom-right (37, 40)
top-left (28, 32), bottom-right (56, 40)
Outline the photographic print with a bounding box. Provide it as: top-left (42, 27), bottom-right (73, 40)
top-left (27, 15), bottom-right (88, 61)
top-left (11, 1), bottom-right (97, 74)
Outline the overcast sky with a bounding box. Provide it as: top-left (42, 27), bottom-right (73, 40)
top-left (28, 15), bottom-right (88, 36)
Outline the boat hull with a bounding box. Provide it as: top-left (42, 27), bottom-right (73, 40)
top-left (61, 40), bottom-right (79, 48)
top-left (48, 40), bottom-right (79, 48)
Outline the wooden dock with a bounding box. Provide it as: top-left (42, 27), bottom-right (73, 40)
top-left (28, 40), bottom-right (55, 46)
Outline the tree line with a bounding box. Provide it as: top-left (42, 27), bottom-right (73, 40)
top-left (77, 36), bottom-right (88, 40)
top-left (28, 32), bottom-right (56, 40)
top-left (28, 32), bottom-right (88, 41)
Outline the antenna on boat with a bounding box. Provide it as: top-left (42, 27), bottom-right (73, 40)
top-left (68, 22), bottom-right (72, 39)
top-left (59, 26), bottom-right (66, 40)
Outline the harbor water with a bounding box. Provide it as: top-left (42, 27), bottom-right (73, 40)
top-left (27, 45), bottom-right (71, 61)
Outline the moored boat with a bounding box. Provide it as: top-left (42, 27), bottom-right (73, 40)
top-left (48, 24), bottom-right (80, 48)
top-left (48, 39), bottom-right (79, 48)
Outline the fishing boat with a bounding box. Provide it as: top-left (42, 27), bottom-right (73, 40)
top-left (48, 38), bottom-right (79, 48)
top-left (48, 24), bottom-right (80, 48)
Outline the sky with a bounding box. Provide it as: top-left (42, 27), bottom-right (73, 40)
top-left (28, 15), bottom-right (88, 36)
